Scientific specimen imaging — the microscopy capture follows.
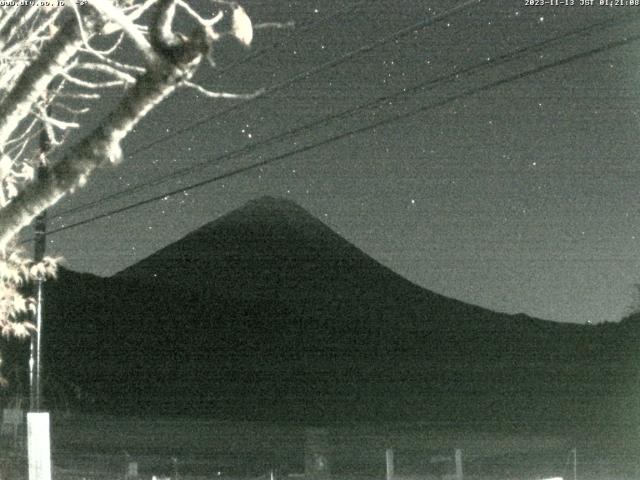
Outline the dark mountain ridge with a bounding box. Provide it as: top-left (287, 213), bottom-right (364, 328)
top-left (35, 196), bottom-right (640, 429)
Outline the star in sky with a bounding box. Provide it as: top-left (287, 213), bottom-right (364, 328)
top-left (41, 1), bottom-right (640, 325)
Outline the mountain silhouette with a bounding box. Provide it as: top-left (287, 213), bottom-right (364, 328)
top-left (36, 196), bottom-right (640, 429)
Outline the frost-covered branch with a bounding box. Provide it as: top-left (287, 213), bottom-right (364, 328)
top-left (0, 0), bottom-right (245, 248)
top-left (4, 119), bottom-right (38, 149)
top-left (72, 62), bottom-right (138, 83)
top-left (81, 43), bottom-right (146, 73)
top-left (254, 21), bottom-right (295, 30)
top-left (0, 6), bottom-right (39, 47)
top-left (1, 9), bottom-right (61, 58)
top-left (0, 0), bottom-right (264, 379)
top-left (87, 0), bottom-right (159, 65)
top-left (60, 71), bottom-right (129, 89)
top-left (0, 18), bottom-right (84, 149)
top-left (182, 81), bottom-right (264, 99)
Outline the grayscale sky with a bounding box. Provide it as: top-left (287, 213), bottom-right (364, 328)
top-left (36, 0), bottom-right (640, 324)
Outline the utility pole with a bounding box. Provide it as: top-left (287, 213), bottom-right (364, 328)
top-left (27, 103), bottom-right (52, 480)
top-left (29, 108), bottom-right (50, 412)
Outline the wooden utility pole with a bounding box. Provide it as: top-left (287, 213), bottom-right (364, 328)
top-left (28, 100), bottom-right (51, 480)
top-left (29, 106), bottom-right (49, 412)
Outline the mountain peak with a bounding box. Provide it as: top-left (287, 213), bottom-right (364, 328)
top-left (231, 195), bottom-right (319, 225)
top-left (246, 195), bottom-right (301, 210)
top-left (113, 197), bottom-right (343, 280)
top-left (43, 198), bottom-right (630, 425)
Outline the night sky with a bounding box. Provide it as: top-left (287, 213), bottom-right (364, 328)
top-left (31, 1), bottom-right (640, 324)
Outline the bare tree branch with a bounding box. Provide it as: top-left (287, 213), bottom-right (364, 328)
top-left (254, 21), bottom-right (295, 30)
top-left (0, 6), bottom-right (39, 48)
top-left (182, 81), bottom-right (264, 99)
top-left (0, 18), bottom-right (84, 150)
top-left (0, 0), bottom-right (265, 369)
top-left (88, 0), bottom-right (159, 65)
top-left (0, 11), bottom-right (212, 248)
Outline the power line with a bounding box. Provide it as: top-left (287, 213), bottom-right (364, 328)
top-left (53, 0), bottom-right (485, 219)
top-left (49, 4), bottom-right (371, 219)
top-left (36, 29), bottom-right (640, 241)
top-left (52, 11), bottom-right (640, 221)
top-left (122, 0), bottom-right (484, 159)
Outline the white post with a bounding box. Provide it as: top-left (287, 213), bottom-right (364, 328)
top-left (304, 428), bottom-right (330, 479)
top-left (386, 448), bottom-right (394, 480)
top-left (126, 461), bottom-right (138, 479)
top-left (454, 449), bottom-right (463, 480)
top-left (27, 412), bottom-right (52, 480)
